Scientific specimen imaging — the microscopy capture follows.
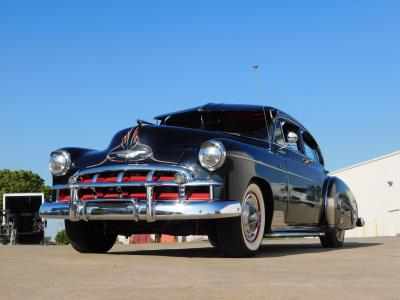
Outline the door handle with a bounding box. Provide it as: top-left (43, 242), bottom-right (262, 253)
top-left (275, 147), bottom-right (286, 155)
top-left (302, 158), bottom-right (311, 166)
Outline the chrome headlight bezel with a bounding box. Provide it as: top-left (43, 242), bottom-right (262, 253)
top-left (198, 140), bottom-right (226, 171)
top-left (49, 150), bottom-right (71, 176)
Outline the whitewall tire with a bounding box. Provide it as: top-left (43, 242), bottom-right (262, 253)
top-left (216, 183), bottom-right (266, 257)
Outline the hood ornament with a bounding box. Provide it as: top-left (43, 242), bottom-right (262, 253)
top-left (107, 127), bottom-right (152, 162)
top-left (108, 144), bottom-right (152, 162)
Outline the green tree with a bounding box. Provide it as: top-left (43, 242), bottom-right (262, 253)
top-left (0, 169), bottom-right (51, 208)
top-left (55, 229), bottom-right (70, 245)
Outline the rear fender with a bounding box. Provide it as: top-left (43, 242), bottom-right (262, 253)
top-left (323, 176), bottom-right (358, 230)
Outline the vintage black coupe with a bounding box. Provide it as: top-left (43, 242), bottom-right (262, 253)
top-left (40, 103), bottom-right (364, 257)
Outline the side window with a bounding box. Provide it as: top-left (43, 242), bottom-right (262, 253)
top-left (281, 121), bottom-right (302, 153)
top-left (274, 121), bottom-right (285, 146)
top-left (302, 131), bottom-right (320, 162)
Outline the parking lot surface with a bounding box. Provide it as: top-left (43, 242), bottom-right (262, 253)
top-left (0, 237), bottom-right (399, 300)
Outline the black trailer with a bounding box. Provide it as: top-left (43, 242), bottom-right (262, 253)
top-left (1, 193), bottom-right (44, 244)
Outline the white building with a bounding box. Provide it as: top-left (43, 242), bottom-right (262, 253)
top-left (330, 151), bottom-right (400, 238)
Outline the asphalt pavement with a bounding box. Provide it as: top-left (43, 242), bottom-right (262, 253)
top-left (0, 237), bottom-right (399, 300)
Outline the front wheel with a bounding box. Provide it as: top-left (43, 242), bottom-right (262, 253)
top-left (207, 228), bottom-right (219, 248)
top-left (216, 183), bottom-right (266, 257)
top-left (65, 220), bottom-right (117, 253)
top-left (320, 229), bottom-right (345, 248)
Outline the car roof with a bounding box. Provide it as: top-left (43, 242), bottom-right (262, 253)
top-left (154, 102), bottom-right (306, 128)
top-left (154, 103), bottom-right (274, 120)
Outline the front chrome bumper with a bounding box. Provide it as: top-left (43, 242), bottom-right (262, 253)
top-left (39, 199), bottom-right (241, 222)
top-left (40, 164), bottom-right (241, 222)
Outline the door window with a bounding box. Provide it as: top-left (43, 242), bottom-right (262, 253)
top-left (280, 121), bottom-right (302, 153)
top-left (302, 132), bottom-right (320, 162)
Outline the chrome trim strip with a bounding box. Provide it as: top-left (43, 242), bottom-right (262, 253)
top-left (264, 231), bottom-right (325, 238)
top-left (228, 153), bottom-right (314, 183)
top-left (116, 171), bottom-right (124, 183)
top-left (91, 174), bottom-right (99, 194)
top-left (146, 171), bottom-right (155, 222)
top-left (69, 188), bottom-right (79, 221)
top-left (77, 164), bottom-right (193, 180)
top-left (39, 200), bottom-right (242, 221)
top-left (53, 180), bottom-right (221, 190)
top-left (92, 174), bottom-right (99, 183)
top-left (178, 185), bottom-right (185, 203)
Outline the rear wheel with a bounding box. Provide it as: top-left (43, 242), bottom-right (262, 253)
top-left (216, 183), bottom-right (265, 257)
top-left (320, 229), bottom-right (345, 248)
top-left (65, 220), bottom-right (117, 253)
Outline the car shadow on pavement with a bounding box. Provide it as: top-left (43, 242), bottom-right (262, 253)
top-left (108, 241), bottom-right (383, 258)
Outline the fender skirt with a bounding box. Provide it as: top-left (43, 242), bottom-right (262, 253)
top-left (324, 177), bottom-right (358, 230)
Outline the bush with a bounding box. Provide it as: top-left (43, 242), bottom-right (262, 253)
top-left (0, 169), bottom-right (52, 208)
top-left (55, 229), bottom-right (70, 245)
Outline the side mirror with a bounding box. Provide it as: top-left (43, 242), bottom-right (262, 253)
top-left (287, 132), bottom-right (299, 144)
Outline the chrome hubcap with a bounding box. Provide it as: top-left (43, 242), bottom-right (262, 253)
top-left (241, 192), bottom-right (261, 243)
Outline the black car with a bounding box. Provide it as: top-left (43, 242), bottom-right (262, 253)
top-left (40, 103), bottom-right (364, 257)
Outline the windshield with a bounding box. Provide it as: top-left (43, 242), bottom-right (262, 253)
top-left (162, 111), bottom-right (268, 139)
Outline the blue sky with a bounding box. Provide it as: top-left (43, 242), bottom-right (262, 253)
top-left (1, 0), bottom-right (399, 185)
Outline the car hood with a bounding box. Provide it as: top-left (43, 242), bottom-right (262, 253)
top-left (74, 125), bottom-right (222, 170)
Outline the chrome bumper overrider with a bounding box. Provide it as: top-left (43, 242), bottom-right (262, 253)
top-left (39, 199), bottom-right (241, 221)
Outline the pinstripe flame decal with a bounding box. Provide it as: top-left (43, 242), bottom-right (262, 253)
top-left (87, 127), bottom-right (174, 168)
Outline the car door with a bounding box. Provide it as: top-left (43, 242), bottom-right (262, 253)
top-left (300, 130), bottom-right (327, 224)
top-left (276, 119), bottom-right (318, 225)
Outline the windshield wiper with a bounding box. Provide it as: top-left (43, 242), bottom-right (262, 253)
top-left (214, 130), bottom-right (242, 137)
top-left (137, 119), bottom-right (155, 126)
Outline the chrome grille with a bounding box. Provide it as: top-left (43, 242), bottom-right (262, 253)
top-left (54, 164), bottom-right (220, 204)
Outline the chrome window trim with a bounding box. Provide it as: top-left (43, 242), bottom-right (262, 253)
top-left (262, 107), bottom-right (270, 143)
top-left (273, 119), bottom-right (285, 147)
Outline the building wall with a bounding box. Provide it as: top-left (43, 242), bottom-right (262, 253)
top-left (330, 152), bottom-right (400, 237)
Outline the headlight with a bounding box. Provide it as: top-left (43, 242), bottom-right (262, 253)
top-left (198, 140), bottom-right (226, 171)
top-left (49, 151), bottom-right (71, 176)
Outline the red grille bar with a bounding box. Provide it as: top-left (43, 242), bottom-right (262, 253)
top-left (58, 189), bottom-right (70, 202)
top-left (77, 171), bottom-right (176, 183)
